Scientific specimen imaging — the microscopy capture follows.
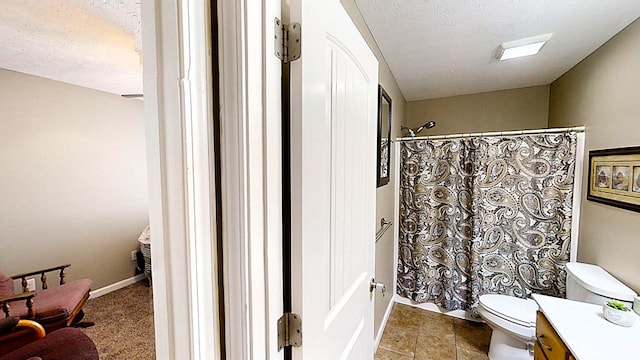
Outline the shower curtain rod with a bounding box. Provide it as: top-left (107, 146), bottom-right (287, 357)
top-left (395, 125), bottom-right (585, 142)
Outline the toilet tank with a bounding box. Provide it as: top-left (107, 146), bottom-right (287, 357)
top-left (565, 262), bottom-right (637, 308)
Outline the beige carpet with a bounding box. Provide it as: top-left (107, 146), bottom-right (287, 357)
top-left (80, 281), bottom-right (155, 360)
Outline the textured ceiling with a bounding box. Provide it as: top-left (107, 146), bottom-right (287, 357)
top-left (355, 0), bottom-right (640, 101)
top-left (0, 1), bottom-right (141, 95)
top-left (3, 1), bottom-right (639, 100)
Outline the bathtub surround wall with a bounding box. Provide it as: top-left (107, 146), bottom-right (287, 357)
top-left (0, 69), bottom-right (148, 290)
top-left (406, 85), bottom-right (550, 136)
top-left (398, 132), bottom-right (578, 314)
top-left (549, 18), bottom-right (640, 292)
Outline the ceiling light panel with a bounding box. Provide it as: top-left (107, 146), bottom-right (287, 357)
top-left (496, 33), bottom-right (553, 61)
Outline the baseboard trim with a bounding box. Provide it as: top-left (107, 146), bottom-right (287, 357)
top-left (394, 295), bottom-right (482, 322)
top-left (89, 274), bottom-right (147, 299)
top-left (375, 294), bottom-right (398, 350)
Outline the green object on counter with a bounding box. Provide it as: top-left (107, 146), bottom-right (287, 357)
top-left (607, 300), bottom-right (630, 311)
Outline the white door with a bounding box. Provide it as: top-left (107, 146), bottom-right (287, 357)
top-left (289, 0), bottom-right (379, 358)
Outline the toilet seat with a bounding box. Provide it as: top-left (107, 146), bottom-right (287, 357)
top-left (478, 294), bottom-right (538, 341)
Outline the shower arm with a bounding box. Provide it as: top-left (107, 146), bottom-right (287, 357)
top-left (401, 121), bottom-right (436, 137)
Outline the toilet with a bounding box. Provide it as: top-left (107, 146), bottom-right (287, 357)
top-left (477, 262), bottom-right (637, 360)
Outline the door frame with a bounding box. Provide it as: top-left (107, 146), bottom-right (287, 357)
top-left (143, 0), bottom-right (282, 359)
top-left (217, 0), bottom-right (284, 358)
top-left (142, 1), bottom-right (221, 359)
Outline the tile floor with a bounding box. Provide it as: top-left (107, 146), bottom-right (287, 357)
top-left (375, 303), bottom-right (492, 360)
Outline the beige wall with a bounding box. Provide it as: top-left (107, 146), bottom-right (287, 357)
top-left (342, 0), bottom-right (406, 339)
top-left (0, 69), bottom-right (148, 290)
top-left (405, 86), bottom-right (550, 135)
top-left (549, 19), bottom-right (640, 292)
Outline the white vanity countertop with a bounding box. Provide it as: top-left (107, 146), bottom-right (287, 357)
top-left (533, 294), bottom-right (640, 360)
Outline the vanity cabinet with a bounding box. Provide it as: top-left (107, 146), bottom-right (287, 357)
top-left (533, 294), bottom-right (640, 359)
top-left (534, 311), bottom-right (575, 360)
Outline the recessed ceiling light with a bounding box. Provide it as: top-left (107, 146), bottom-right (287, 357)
top-left (496, 33), bottom-right (553, 61)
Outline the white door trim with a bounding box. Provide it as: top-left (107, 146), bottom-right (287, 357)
top-left (218, 0), bottom-right (283, 358)
top-left (143, 1), bottom-right (220, 359)
top-left (218, 0), bottom-right (282, 359)
top-left (216, 1), bottom-right (250, 357)
top-left (145, 0), bottom-right (282, 358)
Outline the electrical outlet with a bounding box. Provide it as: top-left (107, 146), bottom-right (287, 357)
top-left (26, 278), bottom-right (36, 292)
top-left (131, 250), bottom-right (137, 261)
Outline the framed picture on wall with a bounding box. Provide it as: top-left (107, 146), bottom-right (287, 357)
top-left (587, 146), bottom-right (640, 212)
top-left (377, 85), bottom-right (392, 187)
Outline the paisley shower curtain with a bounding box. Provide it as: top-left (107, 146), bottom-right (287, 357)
top-left (397, 132), bottom-right (578, 314)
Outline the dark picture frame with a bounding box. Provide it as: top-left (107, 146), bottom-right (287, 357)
top-left (377, 85), bottom-right (392, 187)
top-left (587, 146), bottom-right (640, 213)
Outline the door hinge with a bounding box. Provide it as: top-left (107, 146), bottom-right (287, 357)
top-left (277, 312), bottom-right (302, 350)
top-left (275, 18), bottom-right (301, 63)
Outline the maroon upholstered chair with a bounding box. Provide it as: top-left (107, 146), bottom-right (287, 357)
top-left (0, 318), bottom-right (98, 360)
top-left (0, 317), bottom-right (45, 355)
top-left (0, 265), bottom-right (92, 355)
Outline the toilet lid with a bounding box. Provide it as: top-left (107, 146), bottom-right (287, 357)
top-left (479, 294), bottom-right (538, 327)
